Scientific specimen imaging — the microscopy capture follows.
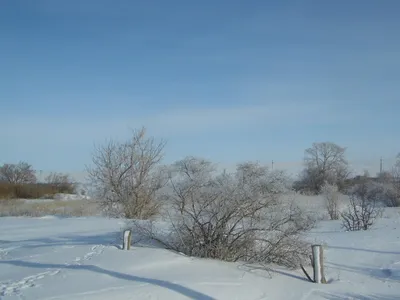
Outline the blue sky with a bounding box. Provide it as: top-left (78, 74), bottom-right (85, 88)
top-left (1, 0), bottom-right (399, 180)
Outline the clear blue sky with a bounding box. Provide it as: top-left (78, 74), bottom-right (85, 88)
top-left (1, 0), bottom-right (399, 180)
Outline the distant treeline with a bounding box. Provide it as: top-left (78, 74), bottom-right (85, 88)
top-left (0, 161), bottom-right (76, 199)
top-left (0, 182), bottom-right (76, 200)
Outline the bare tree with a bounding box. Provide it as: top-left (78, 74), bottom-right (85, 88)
top-left (45, 172), bottom-right (76, 194)
top-left (299, 142), bottom-right (349, 194)
top-left (388, 153), bottom-right (400, 207)
top-left (86, 127), bottom-right (167, 219)
top-left (395, 153), bottom-right (400, 172)
top-left (321, 182), bottom-right (340, 220)
top-left (372, 153), bottom-right (400, 207)
top-left (341, 182), bottom-right (383, 231)
top-left (0, 162), bottom-right (36, 184)
top-left (132, 159), bottom-right (315, 269)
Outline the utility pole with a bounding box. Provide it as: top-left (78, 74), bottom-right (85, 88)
top-left (380, 157), bottom-right (383, 174)
top-left (271, 160), bottom-right (274, 170)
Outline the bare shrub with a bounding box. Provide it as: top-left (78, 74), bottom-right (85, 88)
top-left (362, 156), bottom-right (400, 207)
top-left (341, 182), bottom-right (383, 231)
top-left (372, 182), bottom-right (400, 208)
top-left (132, 159), bottom-right (315, 269)
top-left (13, 183), bottom-right (57, 199)
top-left (321, 182), bottom-right (340, 220)
top-left (377, 171), bottom-right (393, 183)
top-left (86, 127), bottom-right (167, 219)
top-left (0, 183), bottom-right (62, 199)
top-left (381, 187), bottom-right (400, 207)
top-left (45, 172), bottom-right (76, 194)
top-left (0, 183), bottom-right (16, 199)
top-left (0, 162), bottom-right (36, 184)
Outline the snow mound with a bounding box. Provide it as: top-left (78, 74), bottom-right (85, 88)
top-left (38, 215), bottom-right (62, 220)
top-left (52, 193), bottom-right (91, 201)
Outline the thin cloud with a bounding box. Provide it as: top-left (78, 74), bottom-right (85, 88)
top-left (0, 101), bottom-right (348, 144)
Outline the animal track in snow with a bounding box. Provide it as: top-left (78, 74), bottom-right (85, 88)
top-left (0, 270), bottom-right (60, 297)
top-left (0, 244), bottom-right (105, 297)
top-left (72, 244), bottom-right (105, 265)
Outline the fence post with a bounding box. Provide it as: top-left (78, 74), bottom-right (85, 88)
top-left (123, 230), bottom-right (132, 250)
top-left (312, 244), bottom-right (326, 283)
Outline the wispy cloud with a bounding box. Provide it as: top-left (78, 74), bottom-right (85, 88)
top-left (1, 100), bottom-right (350, 144)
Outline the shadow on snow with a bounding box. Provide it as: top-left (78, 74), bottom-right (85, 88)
top-left (0, 260), bottom-right (215, 300)
top-left (327, 262), bottom-right (400, 282)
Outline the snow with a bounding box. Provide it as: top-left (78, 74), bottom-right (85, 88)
top-left (23, 193), bottom-right (91, 203)
top-left (52, 193), bottom-right (91, 201)
top-left (1, 204), bottom-right (400, 299)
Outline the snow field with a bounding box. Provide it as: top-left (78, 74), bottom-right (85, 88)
top-left (0, 195), bottom-right (399, 299)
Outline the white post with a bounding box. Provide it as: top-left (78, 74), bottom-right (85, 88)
top-left (312, 244), bottom-right (326, 284)
top-left (123, 230), bottom-right (132, 250)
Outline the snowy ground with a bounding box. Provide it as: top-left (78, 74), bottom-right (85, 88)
top-left (0, 194), bottom-right (99, 218)
top-left (22, 193), bottom-right (91, 203)
top-left (0, 206), bottom-right (400, 299)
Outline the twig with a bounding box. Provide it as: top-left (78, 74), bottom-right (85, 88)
top-left (300, 264), bottom-right (314, 282)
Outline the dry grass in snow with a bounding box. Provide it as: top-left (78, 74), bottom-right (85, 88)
top-left (0, 198), bottom-right (101, 217)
